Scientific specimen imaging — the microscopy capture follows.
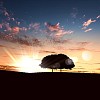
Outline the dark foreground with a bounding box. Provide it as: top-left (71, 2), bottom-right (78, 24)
top-left (0, 70), bottom-right (100, 81)
top-left (0, 70), bottom-right (100, 97)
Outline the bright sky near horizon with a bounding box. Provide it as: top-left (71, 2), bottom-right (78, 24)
top-left (0, 0), bottom-right (100, 73)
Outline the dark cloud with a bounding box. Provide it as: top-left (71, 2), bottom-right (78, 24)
top-left (52, 38), bottom-right (72, 44)
top-left (39, 50), bottom-right (56, 54)
top-left (0, 32), bottom-right (42, 47)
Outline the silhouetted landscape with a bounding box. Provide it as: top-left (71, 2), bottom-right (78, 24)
top-left (0, 0), bottom-right (100, 87)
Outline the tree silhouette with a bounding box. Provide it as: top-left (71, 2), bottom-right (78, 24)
top-left (40, 54), bottom-right (75, 72)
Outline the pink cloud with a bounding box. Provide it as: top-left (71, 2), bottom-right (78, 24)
top-left (97, 15), bottom-right (100, 19)
top-left (45, 22), bottom-right (74, 38)
top-left (69, 48), bottom-right (86, 51)
top-left (0, 24), bottom-right (2, 28)
top-left (4, 10), bottom-right (9, 16)
top-left (45, 22), bottom-right (60, 31)
top-left (55, 30), bottom-right (74, 38)
top-left (29, 23), bottom-right (40, 30)
top-left (20, 27), bottom-right (28, 32)
top-left (17, 22), bottom-right (20, 25)
top-left (11, 18), bottom-right (15, 21)
top-left (12, 27), bottom-right (20, 34)
top-left (83, 19), bottom-right (96, 27)
top-left (4, 23), bottom-right (12, 31)
top-left (84, 28), bottom-right (92, 32)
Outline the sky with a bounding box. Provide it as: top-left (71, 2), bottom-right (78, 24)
top-left (0, 0), bottom-right (100, 73)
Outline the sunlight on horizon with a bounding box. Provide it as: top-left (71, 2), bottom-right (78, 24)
top-left (82, 51), bottom-right (92, 61)
top-left (13, 56), bottom-right (50, 73)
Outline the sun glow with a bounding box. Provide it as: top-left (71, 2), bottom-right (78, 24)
top-left (14, 56), bottom-right (49, 73)
top-left (82, 51), bottom-right (92, 61)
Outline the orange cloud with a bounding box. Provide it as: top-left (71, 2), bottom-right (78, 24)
top-left (12, 27), bottom-right (20, 34)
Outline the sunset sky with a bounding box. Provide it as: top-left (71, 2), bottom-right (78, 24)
top-left (0, 0), bottom-right (100, 73)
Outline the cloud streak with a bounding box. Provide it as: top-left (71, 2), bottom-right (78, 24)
top-left (52, 39), bottom-right (72, 44)
top-left (45, 22), bottom-right (74, 38)
top-left (97, 15), bottom-right (100, 19)
top-left (0, 32), bottom-right (42, 47)
top-left (82, 19), bottom-right (96, 32)
top-left (39, 50), bottom-right (56, 54)
top-left (77, 42), bottom-right (91, 46)
top-left (84, 28), bottom-right (92, 32)
top-left (83, 19), bottom-right (96, 27)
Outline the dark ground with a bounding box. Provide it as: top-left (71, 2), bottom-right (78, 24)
top-left (0, 70), bottom-right (100, 98)
top-left (0, 70), bottom-right (100, 81)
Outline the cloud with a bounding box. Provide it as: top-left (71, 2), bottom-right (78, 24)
top-left (52, 39), bottom-right (72, 44)
top-left (45, 22), bottom-right (60, 31)
top-left (84, 28), bottom-right (92, 32)
top-left (83, 19), bottom-right (96, 27)
top-left (20, 27), bottom-right (28, 32)
top-left (31, 38), bottom-right (42, 46)
top-left (29, 23), bottom-right (40, 30)
top-left (0, 32), bottom-right (42, 47)
top-left (82, 19), bottom-right (96, 32)
top-left (77, 41), bottom-right (91, 46)
top-left (17, 22), bottom-right (20, 25)
top-left (68, 48), bottom-right (86, 51)
top-left (39, 50), bottom-right (56, 54)
top-left (16, 37), bottom-right (42, 47)
top-left (97, 15), bottom-right (100, 19)
top-left (4, 22), bottom-right (12, 31)
top-left (12, 27), bottom-right (20, 34)
top-left (55, 30), bottom-right (74, 38)
top-left (45, 22), bottom-right (74, 38)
